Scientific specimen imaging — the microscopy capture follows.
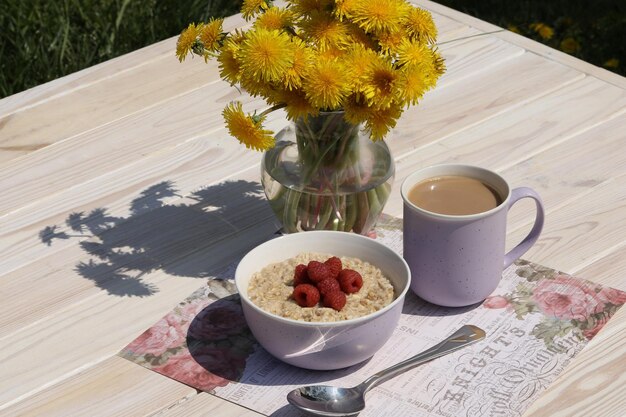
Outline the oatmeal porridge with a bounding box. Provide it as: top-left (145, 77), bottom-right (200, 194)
top-left (248, 252), bottom-right (395, 322)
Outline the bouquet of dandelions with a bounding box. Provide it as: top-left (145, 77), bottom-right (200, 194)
top-left (176, 0), bottom-right (444, 234)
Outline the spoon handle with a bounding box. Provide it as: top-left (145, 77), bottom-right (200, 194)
top-left (359, 325), bottom-right (485, 393)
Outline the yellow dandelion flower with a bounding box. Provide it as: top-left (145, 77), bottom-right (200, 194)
top-left (395, 39), bottom-right (430, 67)
top-left (334, 0), bottom-right (358, 21)
top-left (316, 45), bottom-right (347, 61)
top-left (217, 35), bottom-right (243, 84)
top-left (560, 37), bottom-right (580, 54)
top-left (238, 72), bottom-right (274, 97)
top-left (343, 93), bottom-right (374, 124)
top-left (376, 27), bottom-right (408, 54)
top-left (176, 23), bottom-right (200, 62)
top-left (241, 0), bottom-right (270, 21)
top-left (300, 11), bottom-right (352, 50)
top-left (431, 47), bottom-right (446, 79)
top-left (363, 57), bottom-right (399, 109)
top-left (288, 0), bottom-right (333, 17)
top-left (302, 58), bottom-right (351, 110)
top-left (365, 103), bottom-right (403, 140)
top-left (402, 7), bottom-right (437, 44)
top-left (344, 44), bottom-right (378, 95)
top-left (276, 89), bottom-right (319, 120)
top-left (284, 39), bottom-right (314, 90)
top-left (254, 6), bottom-right (295, 31)
top-left (394, 67), bottom-right (427, 107)
top-left (404, 46), bottom-right (443, 92)
top-left (199, 18), bottom-right (224, 54)
top-left (530, 23), bottom-right (554, 40)
top-left (350, 0), bottom-right (409, 35)
top-left (223, 102), bottom-right (275, 151)
top-left (346, 22), bottom-right (376, 49)
top-left (240, 28), bottom-right (294, 83)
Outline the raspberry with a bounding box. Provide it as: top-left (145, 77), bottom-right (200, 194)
top-left (338, 269), bottom-right (363, 294)
top-left (307, 261), bottom-right (333, 283)
top-left (293, 264), bottom-right (310, 286)
top-left (316, 278), bottom-right (340, 297)
top-left (324, 256), bottom-right (342, 279)
top-left (323, 291), bottom-right (347, 311)
top-left (293, 284), bottom-right (320, 307)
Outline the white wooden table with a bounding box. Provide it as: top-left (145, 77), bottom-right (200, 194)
top-left (1, 1), bottom-right (624, 416)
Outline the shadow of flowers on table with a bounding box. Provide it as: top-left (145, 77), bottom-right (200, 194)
top-left (38, 180), bottom-right (271, 297)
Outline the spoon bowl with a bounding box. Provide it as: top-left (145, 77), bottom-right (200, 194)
top-left (287, 325), bottom-right (485, 416)
top-left (288, 386), bottom-right (365, 416)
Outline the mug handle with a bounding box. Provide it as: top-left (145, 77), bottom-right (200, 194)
top-left (503, 187), bottom-right (545, 269)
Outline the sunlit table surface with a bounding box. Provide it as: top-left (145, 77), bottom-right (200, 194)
top-left (1, 1), bottom-right (625, 416)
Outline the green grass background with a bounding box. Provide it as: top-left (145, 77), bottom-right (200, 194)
top-left (437, 0), bottom-right (625, 76)
top-left (0, 0), bottom-right (243, 98)
top-left (0, 0), bottom-right (624, 98)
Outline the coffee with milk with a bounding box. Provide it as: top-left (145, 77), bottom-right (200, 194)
top-left (407, 175), bottom-right (502, 216)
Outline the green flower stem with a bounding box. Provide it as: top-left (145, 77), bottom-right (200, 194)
top-left (264, 112), bottom-right (392, 234)
top-left (301, 193), bottom-right (311, 230)
top-left (315, 196), bottom-right (334, 230)
top-left (367, 188), bottom-right (381, 223)
top-left (375, 182), bottom-right (391, 208)
top-left (309, 194), bottom-right (321, 229)
top-left (344, 194), bottom-right (358, 232)
top-left (271, 179), bottom-right (390, 233)
top-left (335, 195), bottom-right (346, 231)
top-left (275, 189), bottom-right (390, 233)
top-left (307, 194), bottom-right (319, 230)
top-left (284, 189), bottom-right (302, 233)
top-left (354, 192), bottom-right (369, 234)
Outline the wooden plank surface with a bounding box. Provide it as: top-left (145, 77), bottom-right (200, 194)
top-left (0, 213), bottom-right (277, 407)
top-left (573, 244), bottom-right (626, 289)
top-left (507, 173), bottom-right (626, 279)
top-left (1, 3), bottom-right (625, 417)
top-left (158, 392), bottom-right (264, 417)
top-left (0, 33), bottom-right (521, 276)
top-left (418, 0), bottom-right (626, 90)
top-left (0, 14), bottom-right (248, 165)
top-left (0, 356), bottom-right (196, 417)
top-left (523, 308), bottom-right (626, 417)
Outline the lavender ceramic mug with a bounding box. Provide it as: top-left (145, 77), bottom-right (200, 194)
top-left (401, 164), bottom-right (544, 307)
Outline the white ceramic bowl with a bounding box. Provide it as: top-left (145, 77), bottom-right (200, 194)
top-left (235, 231), bottom-right (410, 370)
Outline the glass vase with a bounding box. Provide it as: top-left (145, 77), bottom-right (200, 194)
top-left (261, 111), bottom-right (395, 234)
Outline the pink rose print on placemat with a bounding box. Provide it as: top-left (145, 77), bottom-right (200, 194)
top-left (125, 312), bottom-right (186, 357)
top-left (493, 262), bottom-right (626, 346)
top-left (582, 313), bottom-right (611, 340)
top-left (597, 287), bottom-right (626, 306)
top-left (532, 275), bottom-right (604, 321)
top-left (483, 295), bottom-right (511, 310)
top-left (153, 349), bottom-right (231, 392)
top-left (179, 297), bottom-right (210, 322)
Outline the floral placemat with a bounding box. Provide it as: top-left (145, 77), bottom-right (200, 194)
top-left (119, 215), bottom-right (625, 416)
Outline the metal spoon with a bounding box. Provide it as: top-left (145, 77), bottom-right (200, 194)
top-left (287, 324), bottom-right (485, 417)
